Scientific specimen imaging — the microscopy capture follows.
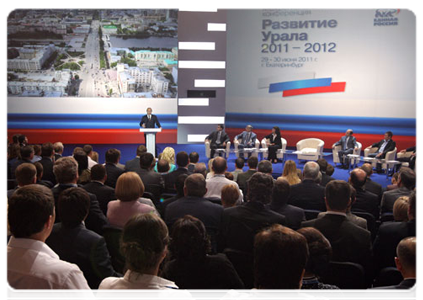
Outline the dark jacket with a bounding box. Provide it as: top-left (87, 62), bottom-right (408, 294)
top-left (104, 163), bottom-right (125, 188)
top-left (236, 169), bottom-right (257, 190)
top-left (380, 187), bottom-right (413, 214)
top-left (82, 181), bottom-right (116, 215)
top-left (139, 114), bottom-right (161, 128)
top-left (371, 139), bottom-right (396, 158)
top-left (163, 167), bottom-right (190, 192)
top-left (351, 187), bottom-right (380, 220)
top-left (124, 157), bottom-right (142, 174)
top-left (268, 203), bottom-right (305, 230)
top-left (288, 179), bottom-right (326, 211)
top-left (206, 130), bottom-right (230, 146)
top-left (364, 178), bottom-right (383, 205)
top-left (39, 157), bottom-right (56, 185)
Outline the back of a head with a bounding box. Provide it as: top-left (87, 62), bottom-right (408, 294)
top-left (399, 168), bottom-right (416, 190)
top-left (326, 164), bottom-right (335, 177)
top-left (73, 150), bottom-right (88, 173)
top-left (8, 185), bottom-right (54, 238)
top-left (297, 227), bottom-right (332, 277)
top-left (41, 142), bottom-right (54, 157)
top-left (212, 157), bottom-right (227, 174)
top-left (360, 163), bottom-right (373, 177)
top-left (247, 156), bottom-right (258, 169)
top-left (282, 160), bottom-right (297, 177)
top-left (193, 163), bottom-right (207, 178)
top-left (349, 168), bottom-right (367, 188)
top-left (121, 213), bottom-right (169, 274)
top-left (105, 148), bottom-right (121, 164)
top-left (408, 191), bottom-right (416, 220)
top-left (53, 142), bottom-right (64, 154)
top-left (176, 151), bottom-right (189, 168)
top-left (393, 196), bottom-right (410, 222)
top-left (325, 180), bottom-right (351, 212)
top-left (258, 160), bottom-right (273, 174)
top-left (136, 145), bottom-right (147, 157)
top-left (254, 224), bottom-right (309, 289)
top-left (8, 143), bottom-right (21, 160)
top-left (72, 147), bottom-right (83, 155)
top-left (174, 174), bottom-right (188, 196)
top-left (32, 144), bottom-right (41, 156)
top-left (272, 178), bottom-right (291, 206)
top-left (247, 172), bottom-right (274, 204)
top-left (115, 172), bottom-right (144, 202)
top-left (170, 215), bottom-right (209, 262)
top-left (90, 164), bottom-right (107, 182)
top-left (139, 152), bottom-right (155, 170)
top-left (221, 184), bottom-right (240, 208)
top-left (15, 163), bottom-right (37, 186)
top-left (157, 159), bottom-right (170, 173)
top-left (317, 158), bottom-right (328, 173)
top-left (20, 145), bottom-right (34, 160)
top-left (184, 173), bottom-right (207, 198)
top-left (12, 134), bottom-right (21, 145)
top-left (189, 152), bottom-right (200, 164)
top-left (235, 157), bottom-right (245, 169)
top-left (58, 187), bottom-right (90, 228)
top-left (18, 135), bottom-right (27, 145)
top-left (53, 156), bottom-right (78, 184)
top-left (83, 144), bottom-right (93, 155)
top-left (396, 237), bottom-right (416, 274)
top-left (303, 161), bottom-right (320, 181)
top-left (162, 147), bottom-right (175, 165)
top-left (34, 162), bottom-right (43, 179)
top-left (91, 151), bottom-right (99, 163)
top-left (225, 172), bottom-right (234, 181)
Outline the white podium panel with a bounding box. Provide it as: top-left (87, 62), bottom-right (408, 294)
top-left (139, 128), bottom-right (162, 155)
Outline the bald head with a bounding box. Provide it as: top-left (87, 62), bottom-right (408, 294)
top-left (212, 157), bottom-right (227, 174)
top-left (360, 163), bottom-right (373, 177)
top-left (395, 237), bottom-right (416, 277)
top-left (350, 168), bottom-right (367, 188)
top-left (184, 173), bottom-right (207, 197)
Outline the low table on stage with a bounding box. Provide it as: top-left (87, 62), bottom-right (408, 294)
top-left (139, 128), bottom-right (162, 155)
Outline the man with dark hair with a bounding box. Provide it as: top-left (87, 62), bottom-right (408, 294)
top-left (188, 152), bottom-right (200, 173)
top-left (373, 191), bottom-right (416, 271)
top-left (363, 237), bottom-right (420, 300)
top-left (361, 163), bottom-right (383, 203)
top-left (268, 178), bottom-right (305, 230)
top-left (288, 161), bottom-right (326, 211)
top-left (46, 188), bottom-right (119, 289)
top-left (7, 163), bottom-right (37, 199)
top-left (124, 145), bottom-right (147, 175)
top-left (8, 185), bottom-right (90, 289)
top-left (18, 134), bottom-right (28, 147)
top-left (365, 131), bottom-right (396, 172)
top-left (204, 157), bottom-right (243, 203)
top-left (301, 180), bottom-right (372, 285)
top-left (317, 158), bottom-right (335, 187)
top-left (31, 144), bottom-right (42, 163)
top-left (205, 124), bottom-right (230, 158)
top-left (236, 156), bottom-right (258, 190)
top-left (257, 160), bottom-right (273, 176)
top-left (332, 129), bottom-right (358, 168)
top-left (157, 159), bottom-right (170, 174)
top-left (231, 157), bottom-right (244, 182)
top-left (34, 161), bottom-right (54, 188)
top-left (165, 174), bottom-right (223, 244)
top-left (82, 164), bottom-right (116, 215)
top-left (39, 142), bottom-right (56, 185)
top-left (161, 174), bottom-right (189, 218)
top-left (349, 168), bottom-right (379, 219)
top-left (10, 145), bottom-right (34, 180)
top-left (52, 157), bottom-right (108, 235)
top-left (163, 151), bottom-right (191, 192)
top-left (104, 148), bottom-right (125, 188)
top-left (83, 144), bottom-right (97, 169)
top-left (138, 152), bottom-right (164, 196)
top-left (381, 168), bottom-right (416, 214)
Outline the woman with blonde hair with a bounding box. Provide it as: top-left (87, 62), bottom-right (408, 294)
top-left (206, 158), bottom-right (215, 179)
top-left (107, 172), bottom-right (158, 228)
top-left (155, 147), bottom-right (176, 173)
top-left (279, 160), bottom-right (301, 185)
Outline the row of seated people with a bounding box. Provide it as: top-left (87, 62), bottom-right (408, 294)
top-left (7, 171), bottom-right (416, 290)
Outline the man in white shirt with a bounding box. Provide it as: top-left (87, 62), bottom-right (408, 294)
top-left (8, 184), bottom-right (90, 289)
top-left (204, 157), bottom-right (243, 203)
top-left (83, 144), bottom-right (98, 170)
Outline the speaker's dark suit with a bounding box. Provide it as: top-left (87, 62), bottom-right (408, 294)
top-left (39, 157), bottom-right (56, 185)
top-left (363, 279), bottom-right (420, 300)
top-left (51, 184), bottom-right (108, 235)
top-left (373, 219), bottom-right (416, 271)
top-left (139, 114), bottom-right (161, 128)
top-left (104, 163), bottom-right (125, 188)
top-left (288, 179), bottom-right (326, 212)
top-left (302, 213), bottom-right (372, 283)
top-left (163, 167), bottom-right (190, 192)
top-left (46, 223), bottom-right (120, 289)
top-left (206, 130), bottom-right (230, 158)
top-left (82, 181), bottom-right (116, 215)
top-left (334, 135), bottom-right (358, 166)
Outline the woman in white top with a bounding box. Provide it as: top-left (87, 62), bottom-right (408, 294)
top-left (99, 213), bottom-right (178, 289)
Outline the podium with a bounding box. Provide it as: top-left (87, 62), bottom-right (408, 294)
top-left (139, 128), bottom-right (162, 155)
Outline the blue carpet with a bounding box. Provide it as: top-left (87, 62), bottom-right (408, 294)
top-left (64, 143), bottom-right (393, 189)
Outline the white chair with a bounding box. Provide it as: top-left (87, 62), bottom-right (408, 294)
top-left (397, 151), bottom-right (420, 176)
top-left (205, 140), bottom-right (231, 159)
top-left (261, 137), bottom-right (287, 160)
top-left (364, 146), bottom-right (397, 170)
top-left (332, 142), bottom-right (362, 166)
top-left (234, 137), bottom-right (260, 158)
top-left (296, 138), bottom-right (324, 161)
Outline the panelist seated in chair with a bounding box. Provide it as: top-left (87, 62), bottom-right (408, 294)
top-left (333, 129), bottom-right (358, 169)
top-left (235, 125), bottom-right (257, 158)
top-left (264, 126), bottom-right (282, 164)
top-left (365, 131), bottom-right (396, 172)
top-left (205, 124), bottom-right (230, 158)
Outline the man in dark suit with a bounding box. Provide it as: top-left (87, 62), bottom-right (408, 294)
top-left (124, 145), bottom-right (147, 176)
top-left (46, 187), bottom-right (119, 289)
top-left (163, 151), bottom-right (191, 193)
top-left (82, 164), bottom-right (116, 215)
top-left (161, 174), bottom-right (188, 219)
top-left (373, 191), bottom-right (416, 271)
top-left (138, 152), bottom-right (164, 200)
top-left (34, 162), bottom-right (54, 188)
top-left (361, 163), bottom-right (383, 204)
top-left (52, 157), bottom-right (108, 235)
top-left (333, 129), bottom-right (358, 168)
top-left (218, 172), bottom-right (286, 254)
top-left (235, 125), bottom-right (257, 158)
top-left (363, 237), bottom-right (420, 300)
top-left (39, 142), bottom-right (56, 185)
top-left (301, 180), bottom-right (373, 285)
top-left (397, 146), bottom-right (416, 171)
top-left (317, 158), bottom-right (335, 187)
top-left (365, 131), bottom-right (396, 172)
top-left (10, 145), bottom-right (34, 180)
top-left (380, 168), bottom-right (415, 214)
top-left (288, 161), bottom-right (326, 212)
top-left (268, 178), bottom-right (305, 230)
top-left (188, 152), bottom-right (200, 173)
top-left (236, 156), bottom-right (258, 191)
top-left (349, 168), bottom-right (379, 220)
top-left (139, 107), bottom-right (161, 148)
top-left (104, 148), bottom-right (125, 189)
top-left (205, 124), bottom-right (230, 158)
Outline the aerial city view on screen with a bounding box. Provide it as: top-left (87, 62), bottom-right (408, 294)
top-left (7, 9), bottom-right (178, 98)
